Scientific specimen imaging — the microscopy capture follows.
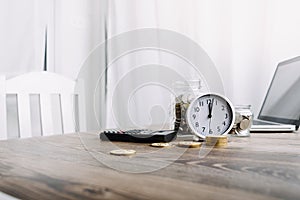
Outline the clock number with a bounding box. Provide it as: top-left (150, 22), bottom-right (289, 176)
top-left (221, 105), bottom-right (225, 111)
top-left (225, 113), bottom-right (228, 119)
top-left (206, 99), bottom-right (212, 104)
top-left (217, 126), bottom-right (221, 132)
top-left (194, 107), bottom-right (200, 112)
top-left (223, 121), bottom-right (226, 126)
top-left (199, 101), bottom-right (204, 107)
top-left (192, 114), bottom-right (196, 119)
top-left (209, 129), bottom-right (213, 134)
top-left (195, 122), bottom-right (199, 128)
top-left (215, 100), bottom-right (218, 106)
top-left (202, 127), bottom-right (206, 132)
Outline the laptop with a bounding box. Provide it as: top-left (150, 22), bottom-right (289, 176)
top-left (250, 56), bottom-right (300, 132)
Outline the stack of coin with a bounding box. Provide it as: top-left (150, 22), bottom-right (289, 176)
top-left (205, 135), bottom-right (228, 147)
top-left (174, 103), bottom-right (181, 131)
top-left (232, 105), bottom-right (253, 137)
top-left (174, 94), bottom-right (193, 134)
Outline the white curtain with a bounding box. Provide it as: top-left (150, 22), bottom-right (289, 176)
top-left (0, 0), bottom-right (48, 77)
top-left (1, 0), bottom-right (300, 130)
top-left (105, 0), bottom-right (300, 129)
top-left (0, 0), bottom-right (107, 78)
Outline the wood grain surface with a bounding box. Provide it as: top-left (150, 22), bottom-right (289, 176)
top-left (0, 132), bottom-right (300, 200)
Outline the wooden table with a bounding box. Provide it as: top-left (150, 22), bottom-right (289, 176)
top-left (0, 132), bottom-right (300, 200)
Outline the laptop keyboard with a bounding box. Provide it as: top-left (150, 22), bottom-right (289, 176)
top-left (253, 120), bottom-right (277, 125)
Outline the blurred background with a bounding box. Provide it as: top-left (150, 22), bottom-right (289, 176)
top-left (1, 0), bottom-right (300, 130)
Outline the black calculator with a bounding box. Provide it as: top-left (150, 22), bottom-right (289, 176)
top-left (99, 129), bottom-right (177, 143)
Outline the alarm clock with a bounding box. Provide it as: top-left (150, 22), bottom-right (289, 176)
top-left (186, 93), bottom-right (235, 139)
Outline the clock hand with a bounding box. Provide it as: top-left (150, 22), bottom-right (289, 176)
top-left (208, 98), bottom-right (214, 135)
top-left (208, 103), bottom-right (212, 118)
top-left (208, 98), bottom-right (214, 118)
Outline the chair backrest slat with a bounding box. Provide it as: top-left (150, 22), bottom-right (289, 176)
top-left (76, 79), bottom-right (87, 132)
top-left (61, 93), bottom-right (75, 133)
top-left (29, 94), bottom-right (43, 137)
top-left (40, 93), bottom-right (55, 136)
top-left (17, 93), bottom-right (32, 138)
top-left (50, 94), bottom-right (63, 135)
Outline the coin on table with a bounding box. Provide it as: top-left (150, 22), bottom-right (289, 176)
top-left (177, 141), bottom-right (202, 148)
top-left (206, 135), bottom-right (228, 147)
top-left (207, 142), bottom-right (228, 147)
top-left (150, 143), bottom-right (171, 148)
top-left (206, 135), bottom-right (228, 141)
top-left (110, 149), bottom-right (136, 156)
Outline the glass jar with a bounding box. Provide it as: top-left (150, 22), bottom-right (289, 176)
top-left (173, 80), bottom-right (203, 134)
top-left (232, 105), bottom-right (253, 137)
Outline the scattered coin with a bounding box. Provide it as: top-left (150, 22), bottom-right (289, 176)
top-left (177, 141), bottom-right (202, 148)
top-left (110, 149), bottom-right (136, 156)
top-left (150, 143), bottom-right (171, 148)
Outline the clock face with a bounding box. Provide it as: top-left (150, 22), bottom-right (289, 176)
top-left (186, 93), bottom-right (235, 138)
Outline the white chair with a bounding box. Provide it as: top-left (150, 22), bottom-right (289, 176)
top-left (0, 72), bottom-right (86, 140)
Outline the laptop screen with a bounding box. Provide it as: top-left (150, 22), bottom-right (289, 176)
top-left (258, 56), bottom-right (300, 126)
